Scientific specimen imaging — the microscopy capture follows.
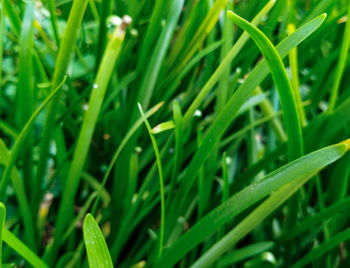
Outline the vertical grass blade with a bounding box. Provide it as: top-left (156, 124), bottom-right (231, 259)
top-left (17, 0), bottom-right (35, 207)
top-left (83, 214), bottom-right (113, 268)
top-left (35, 0), bottom-right (90, 206)
top-left (138, 103), bottom-right (165, 257)
top-left (51, 18), bottom-right (129, 258)
top-left (288, 23), bottom-right (306, 126)
top-left (0, 203), bottom-right (5, 266)
top-left (328, 1), bottom-right (350, 112)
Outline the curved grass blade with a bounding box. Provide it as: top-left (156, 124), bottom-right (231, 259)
top-left (167, 14), bottom-right (327, 233)
top-left (227, 10), bottom-right (303, 160)
top-left (3, 229), bottom-right (49, 268)
top-left (0, 76), bottom-right (66, 199)
top-left (191, 139), bottom-right (350, 267)
top-left (138, 103), bottom-right (165, 257)
top-left (155, 139), bottom-right (348, 267)
top-left (83, 214), bottom-right (113, 268)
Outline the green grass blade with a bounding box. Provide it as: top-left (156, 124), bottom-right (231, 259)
top-left (91, 102), bottom-right (164, 215)
top-left (0, 76), bottom-right (66, 199)
top-left (17, 0), bottom-right (35, 210)
top-left (0, 203), bottom-right (5, 266)
top-left (0, 140), bottom-right (36, 250)
top-left (35, 0), bottom-right (90, 205)
top-left (191, 140), bottom-right (350, 267)
top-left (83, 214), bottom-right (113, 268)
top-left (52, 18), bottom-right (129, 254)
top-left (227, 10), bottom-right (303, 160)
top-left (278, 196), bottom-right (350, 243)
top-left (167, 100), bottom-right (184, 207)
top-left (217, 241), bottom-right (274, 267)
top-left (287, 23), bottom-right (306, 126)
top-left (3, 229), bottom-right (49, 268)
top-left (155, 139), bottom-right (347, 267)
top-left (328, 1), bottom-right (350, 112)
top-left (183, 0), bottom-right (276, 124)
top-left (46, 0), bottom-right (61, 47)
top-left (138, 103), bottom-right (165, 257)
top-left (168, 13), bottom-right (326, 229)
top-left (291, 228), bottom-right (350, 268)
top-left (135, 0), bottom-right (185, 113)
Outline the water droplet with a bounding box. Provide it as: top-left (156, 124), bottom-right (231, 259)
top-left (83, 103), bottom-right (89, 111)
top-left (92, 83), bottom-right (98, 89)
top-left (194, 109), bottom-right (202, 117)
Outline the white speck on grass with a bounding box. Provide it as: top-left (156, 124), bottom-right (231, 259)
top-left (194, 109), bottom-right (202, 117)
top-left (83, 103), bottom-right (89, 111)
top-left (92, 83), bottom-right (98, 89)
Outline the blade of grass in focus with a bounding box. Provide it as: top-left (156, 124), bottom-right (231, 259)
top-left (83, 214), bottom-right (113, 268)
top-left (49, 18), bottom-right (129, 262)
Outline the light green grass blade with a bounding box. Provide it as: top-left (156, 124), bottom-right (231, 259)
top-left (35, 0), bottom-right (90, 205)
top-left (155, 139), bottom-right (348, 267)
top-left (3, 229), bottom-right (49, 268)
top-left (151, 121), bottom-right (175, 135)
top-left (183, 0), bottom-right (276, 123)
top-left (217, 241), bottom-right (274, 267)
top-left (227, 10), bottom-right (303, 160)
top-left (288, 23), bottom-right (306, 126)
top-left (191, 139), bottom-right (350, 267)
top-left (17, 0), bottom-right (35, 212)
top-left (138, 103), bottom-right (165, 257)
top-left (52, 18), bottom-right (129, 254)
top-left (136, 0), bottom-right (184, 112)
top-left (0, 203), bottom-right (5, 266)
top-left (83, 214), bottom-right (113, 268)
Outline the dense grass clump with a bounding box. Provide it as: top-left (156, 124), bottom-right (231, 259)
top-left (1, 0), bottom-right (350, 267)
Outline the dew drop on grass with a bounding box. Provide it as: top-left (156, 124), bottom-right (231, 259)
top-left (194, 109), bottom-right (202, 117)
top-left (92, 83), bottom-right (98, 89)
top-left (83, 103), bottom-right (89, 111)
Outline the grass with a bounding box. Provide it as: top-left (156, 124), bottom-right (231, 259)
top-left (0, 0), bottom-right (350, 267)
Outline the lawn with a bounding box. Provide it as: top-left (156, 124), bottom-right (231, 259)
top-left (1, 0), bottom-right (350, 267)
